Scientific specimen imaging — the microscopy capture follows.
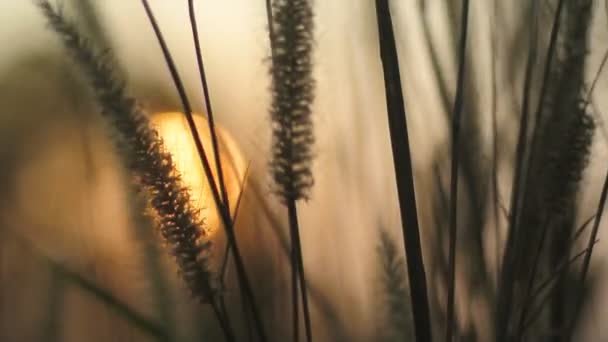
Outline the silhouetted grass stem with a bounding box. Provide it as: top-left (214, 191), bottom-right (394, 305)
top-left (495, 3), bottom-right (542, 340)
top-left (374, 0), bottom-right (433, 340)
top-left (445, 1), bottom-right (470, 341)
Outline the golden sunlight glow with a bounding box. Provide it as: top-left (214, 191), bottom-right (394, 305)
top-left (151, 112), bottom-right (246, 238)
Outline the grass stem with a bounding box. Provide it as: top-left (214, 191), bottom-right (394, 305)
top-left (445, 0), bottom-right (470, 340)
top-left (374, 0), bottom-right (433, 340)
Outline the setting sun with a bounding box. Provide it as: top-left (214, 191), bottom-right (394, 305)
top-left (151, 112), bottom-right (246, 238)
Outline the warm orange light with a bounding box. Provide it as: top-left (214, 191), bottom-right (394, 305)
top-left (151, 112), bottom-right (246, 238)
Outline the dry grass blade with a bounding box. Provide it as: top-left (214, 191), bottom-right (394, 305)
top-left (445, 1), bottom-right (470, 340)
top-left (374, 0), bottom-right (432, 340)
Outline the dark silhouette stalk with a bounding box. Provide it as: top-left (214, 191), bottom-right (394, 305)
top-left (374, 0), bottom-right (432, 341)
top-left (287, 200), bottom-right (312, 342)
top-left (490, 0), bottom-right (501, 284)
top-left (495, 2), bottom-right (542, 340)
top-left (139, 2), bottom-right (267, 341)
top-left (211, 299), bottom-right (236, 342)
top-left (445, 1), bottom-right (470, 341)
top-left (186, 3), bottom-right (238, 333)
top-left (516, 216), bottom-right (550, 338)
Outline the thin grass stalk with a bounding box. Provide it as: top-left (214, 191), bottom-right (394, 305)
top-left (220, 166), bottom-right (251, 285)
top-left (567, 167), bottom-right (608, 338)
top-left (495, 2), bottom-right (541, 339)
top-left (445, 1), bottom-right (470, 340)
top-left (490, 0), bottom-right (501, 286)
top-left (530, 242), bottom-right (596, 306)
top-left (570, 215), bottom-right (596, 245)
top-left (247, 177), bottom-right (350, 341)
top-left (522, 241), bottom-right (598, 337)
top-left (517, 175), bottom-right (595, 337)
top-left (523, 0), bottom-right (565, 165)
top-left (515, 216), bottom-right (550, 338)
top-left (443, 4), bottom-right (496, 320)
top-left (265, 0), bottom-right (315, 341)
top-left (187, 0), bottom-right (230, 209)
top-left (289, 203), bottom-right (301, 342)
top-left (139, 2), bottom-right (267, 341)
top-left (584, 47), bottom-right (608, 107)
top-left (418, 2), bottom-right (451, 117)
top-left (187, 1), bottom-right (238, 331)
top-left (211, 298), bottom-right (236, 342)
top-left (288, 201), bottom-right (313, 342)
top-left (374, 0), bottom-right (432, 340)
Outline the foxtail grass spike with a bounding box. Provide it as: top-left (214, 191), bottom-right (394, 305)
top-left (518, 1), bottom-right (593, 338)
top-left (267, 0), bottom-right (315, 341)
top-left (268, 0), bottom-right (315, 202)
top-left (35, 0), bottom-right (216, 305)
top-left (139, 1), bottom-right (268, 340)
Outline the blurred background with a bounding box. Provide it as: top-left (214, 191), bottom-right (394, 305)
top-left (0, 0), bottom-right (607, 341)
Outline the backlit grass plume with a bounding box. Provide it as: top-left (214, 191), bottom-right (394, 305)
top-left (268, 0), bottom-right (315, 202)
top-left (36, 0), bottom-right (216, 303)
top-left (267, 0), bottom-right (315, 341)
